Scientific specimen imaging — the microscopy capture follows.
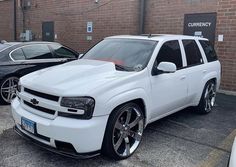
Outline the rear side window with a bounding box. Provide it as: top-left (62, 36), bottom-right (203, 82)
top-left (22, 44), bottom-right (53, 59)
top-left (156, 40), bottom-right (183, 69)
top-left (183, 40), bottom-right (203, 66)
top-left (11, 48), bottom-right (25, 60)
top-left (199, 40), bottom-right (218, 62)
top-left (50, 44), bottom-right (76, 58)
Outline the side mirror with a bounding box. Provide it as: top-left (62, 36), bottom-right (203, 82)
top-left (153, 62), bottom-right (177, 75)
top-left (78, 53), bottom-right (84, 59)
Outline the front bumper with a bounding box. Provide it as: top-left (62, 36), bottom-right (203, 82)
top-left (11, 98), bottom-right (109, 158)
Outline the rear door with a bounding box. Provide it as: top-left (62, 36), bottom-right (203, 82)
top-left (180, 39), bottom-right (205, 104)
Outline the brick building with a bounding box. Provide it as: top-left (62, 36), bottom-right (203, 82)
top-left (0, 0), bottom-right (236, 93)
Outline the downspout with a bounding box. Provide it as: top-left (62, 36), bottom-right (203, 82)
top-left (13, 0), bottom-right (17, 41)
top-left (139, 0), bottom-right (145, 34)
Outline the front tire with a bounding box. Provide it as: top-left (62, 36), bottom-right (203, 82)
top-left (0, 76), bottom-right (19, 105)
top-left (102, 102), bottom-right (144, 160)
top-left (195, 80), bottom-right (216, 114)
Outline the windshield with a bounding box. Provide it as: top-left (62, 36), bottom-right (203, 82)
top-left (82, 38), bottom-right (157, 71)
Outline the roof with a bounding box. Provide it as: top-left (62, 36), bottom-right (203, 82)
top-left (106, 34), bottom-right (209, 41)
top-left (0, 41), bottom-right (60, 52)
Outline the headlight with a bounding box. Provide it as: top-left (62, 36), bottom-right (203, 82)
top-left (60, 97), bottom-right (95, 119)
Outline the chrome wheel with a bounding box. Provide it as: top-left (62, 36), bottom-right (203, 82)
top-left (204, 82), bottom-right (216, 112)
top-left (112, 107), bottom-right (144, 157)
top-left (0, 77), bottom-right (19, 103)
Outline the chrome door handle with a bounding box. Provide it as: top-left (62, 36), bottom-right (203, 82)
top-left (203, 70), bottom-right (207, 73)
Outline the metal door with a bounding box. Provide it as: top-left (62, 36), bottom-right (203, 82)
top-left (42, 21), bottom-right (54, 42)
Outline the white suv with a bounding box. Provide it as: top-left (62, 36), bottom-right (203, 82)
top-left (12, 35), bottom-right (221, 160)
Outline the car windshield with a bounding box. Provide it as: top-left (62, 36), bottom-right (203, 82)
top-left (82, 38), bottom-right (157, 71)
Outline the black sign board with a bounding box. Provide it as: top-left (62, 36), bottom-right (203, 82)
top-left (184, 13), bottom-right (217, 44)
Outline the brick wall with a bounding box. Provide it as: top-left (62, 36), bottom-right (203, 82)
top-left (144, 0), bottom-right (218, 34)
top-left (20, 0), bottom-right (139, 52)
top-left (216, 0), bottom-right (236, 91)
top-left (0, 0), bottom-right (236, 91)
top-left (144, 0), bottom-right (236, 91)
top-left (0, 0), bottom-right (14, 41)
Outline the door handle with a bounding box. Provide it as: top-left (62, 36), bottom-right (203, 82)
top-left (180, 76), bottom-right (186, 80)
top-left (203, 70), bottom-right (207, 74)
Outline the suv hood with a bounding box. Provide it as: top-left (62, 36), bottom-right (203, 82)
top-left (21, 59), bottom-right (135, 96)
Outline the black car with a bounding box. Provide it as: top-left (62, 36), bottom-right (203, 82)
top-left (0, 41), bottom-right (79, 104)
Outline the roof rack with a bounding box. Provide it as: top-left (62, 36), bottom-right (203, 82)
top-left (141, 34), bottom-right (162, 38)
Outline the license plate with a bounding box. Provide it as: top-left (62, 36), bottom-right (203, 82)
top-left (21, 117), bottom-right (36, 134)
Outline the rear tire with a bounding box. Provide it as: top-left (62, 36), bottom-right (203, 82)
top-left (195, 80), bottom-right (216, 114)
top-left (102, 102), bottom-right (144, 160)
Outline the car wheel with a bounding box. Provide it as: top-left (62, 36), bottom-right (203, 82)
top-left (102, 102), bottom-right (144, 160)
top-left (0, 76), bottom-right (19, 104)
top-left (196, 80), bottom-right (216, 114)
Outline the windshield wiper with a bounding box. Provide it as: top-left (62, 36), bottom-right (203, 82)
top-left (115, 64), bottom-right (132, 71)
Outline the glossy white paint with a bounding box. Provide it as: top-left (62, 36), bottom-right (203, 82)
top-left (229, 137), bottom-right (236, 167)
top-left (157, 62), bottom-right (177, 73)
top-left (11, 35), bottom-right (221, 154)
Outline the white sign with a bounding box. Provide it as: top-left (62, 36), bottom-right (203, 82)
top-left (188, 22), bottom-right (212, 27)
top-left (218, 35), bottom-right (224, 42)
top-left (87, 22), bottom-right (93, 33)
top-left (194, 31), bottom-right (203, 37)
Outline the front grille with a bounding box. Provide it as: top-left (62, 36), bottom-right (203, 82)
top-left (24, 88), bottom-right (59, 102)
top-left (24, 100), bottom-right (56, 115)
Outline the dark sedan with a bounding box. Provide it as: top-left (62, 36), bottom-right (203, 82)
top-left (0, 41), bottom-right (79, 104)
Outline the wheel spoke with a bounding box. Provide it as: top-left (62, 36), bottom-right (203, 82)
top-left (125, 109), bottom-right (132, 125)
top-left (1, 89), bottom-right (10, 93)
top-left (1, 87), bottom-right (11, 90)
top-left (114, 135), bottom-right (124, 151)
top-left (124, 137), bottom-right (130, 156)
top-left (129, 114), bottom-right (141, 128)
top-left (7, 92), bottom-right (12, 101)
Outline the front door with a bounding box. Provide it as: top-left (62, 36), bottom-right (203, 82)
top-left (149, 40), bottom-right (188, 119)
top-left (42, 21), bottom-right (54, 42)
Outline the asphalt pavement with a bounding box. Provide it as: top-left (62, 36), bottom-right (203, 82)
top-left (0, 93), bottom-right (235, 167)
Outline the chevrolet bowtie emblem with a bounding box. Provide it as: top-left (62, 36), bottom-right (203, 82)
top-left (30, 98), bottom-right (39, 105)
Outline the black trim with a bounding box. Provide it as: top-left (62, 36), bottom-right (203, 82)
top-left (58, 112), bottom-right (91, 120)
top-left (14, 126), bottom-right (101, 159)
top-left (24, 88), bottom-right (59, 102)
top-left (24, 100), bottom-right (56, 115)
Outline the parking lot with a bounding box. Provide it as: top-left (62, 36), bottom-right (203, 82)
top-left (0, 93), bottom-right (235, 167)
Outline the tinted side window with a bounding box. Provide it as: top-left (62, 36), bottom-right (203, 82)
top-left (156, 40), bottom-right (183, 69)
top-left (50, 44), bottom-right (76, 58)
top-left (22, 44), bottom-right (53, 59)
top-left (11, 48), bottom-right (25, 60)
top-left (199, 40), bottom-right (218, 62)
top-left (183, 40), bottom-right (203, 66)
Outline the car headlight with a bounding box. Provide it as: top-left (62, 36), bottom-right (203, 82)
top-left (60, 97), bottom-right (95, 119)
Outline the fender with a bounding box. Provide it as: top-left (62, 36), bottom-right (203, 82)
top-left (101, 88), bottom-right (150, 125)
top-left (194, 70), bottom-right (218, 105)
